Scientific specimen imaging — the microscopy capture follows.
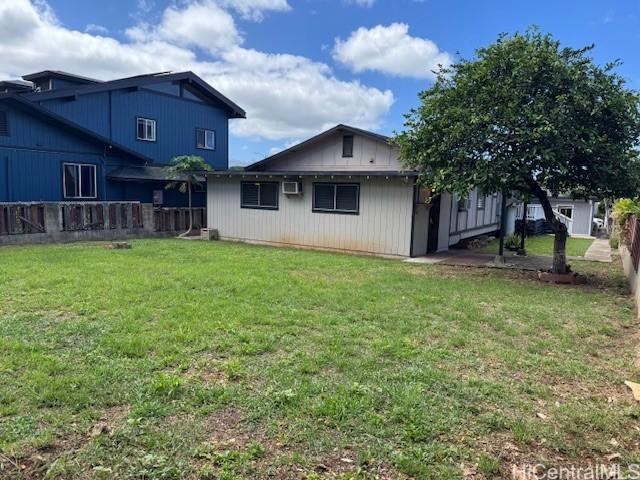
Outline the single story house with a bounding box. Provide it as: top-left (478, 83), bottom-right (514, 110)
top-left (506, 197), bottom-right (596, 237)
top-left (0, 70), bottom-right (245, 207)
top-left (206, 125), bottom-right (502, 257)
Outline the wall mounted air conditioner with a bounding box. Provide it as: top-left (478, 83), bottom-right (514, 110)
top-left (282, 181), bottom-right (303, 195)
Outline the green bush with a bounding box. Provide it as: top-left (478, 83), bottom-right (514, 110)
top-left (504, 234), bottom-right (521, 251)
top-left (609, 235), bottom-right (619, 250)
top-left (612, 198), bottom-right (640, 228)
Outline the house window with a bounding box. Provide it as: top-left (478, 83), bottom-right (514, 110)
top-left (458, 197), bottom-right (470, 211)
top-left (477, 196), bottom-right (485, 209)
top-left (136, 117), bottom-right (156, 142)
top-left (35, 79), bottom-right (52, 91)
top-left (241, 182), bottom-right (279, 209)
top-left (153, 190), bottom-right (163, 206)
top-left (558, 206), bottom-right (573, 219)
top-left (196, 128), bottom-right (215, 150)
top-left (0, 111), bottom-right (8, 136)
top-left (342, 135), bottom-right (354, 157)
top-left (313, 183), bottom-right (359, 214)
top-left (63, 163), bottom-right (97, 199)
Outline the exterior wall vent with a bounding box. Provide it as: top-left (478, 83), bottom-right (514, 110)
top-left (282, 181), bottom-right (302, 195)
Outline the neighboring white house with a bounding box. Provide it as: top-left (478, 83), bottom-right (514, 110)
top-left (506, 197), bottom-right (596, 237)
top-left (206, 125), bottom-right (502, 258)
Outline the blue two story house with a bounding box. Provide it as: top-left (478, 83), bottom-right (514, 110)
top-left (0, 71), bottom-right (245, 207)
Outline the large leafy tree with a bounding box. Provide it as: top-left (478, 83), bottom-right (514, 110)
top-left (164, 155), bottom-right (211, 237)
top-left (394, 28), bottom-right (640, 273)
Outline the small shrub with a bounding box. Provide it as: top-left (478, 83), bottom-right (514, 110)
top-left (504, 234), bottom-right (521, 251)
top-left (609, 235), bottom-right (619, 250)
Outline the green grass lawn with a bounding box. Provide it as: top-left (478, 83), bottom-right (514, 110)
top-left (480, 234), bottom-right (594, 257)
top-left (0, 240), bottom-right (637, 479)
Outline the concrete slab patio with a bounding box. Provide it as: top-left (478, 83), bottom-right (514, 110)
top-left (406, 237), bottom-right (611, 270)
top-left (405, 249), bottom-right (552, 271)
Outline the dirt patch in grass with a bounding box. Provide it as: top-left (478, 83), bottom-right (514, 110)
top-left (192, 408), bottom-right (406, 479)
top-left (0, 405), bottom-right (129, 479)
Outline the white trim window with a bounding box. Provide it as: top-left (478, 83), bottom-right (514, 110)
top-left (63, 163), bottom-right (97, 199)
top-left (557, 205), bottom-right (574, 219)
top-left (136, 117), bottom-right (156, 142)
top-left (196, 128), bottom-right (216, 150)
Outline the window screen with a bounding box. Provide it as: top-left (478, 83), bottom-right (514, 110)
top-left (241, 182), bottom-right (279, 209)
top-left (313, 183), bottom-right (359, 214)
top-left (342, 135), bottom-right (354, 157)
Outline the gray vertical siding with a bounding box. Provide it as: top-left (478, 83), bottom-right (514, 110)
top-left (268, 133), bottom-right (404, 172)
top-left (208, 176), bottom-right (414, 256)
top-left (447, 189), bottom-right (500, 245)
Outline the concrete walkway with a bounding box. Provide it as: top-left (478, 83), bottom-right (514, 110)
top-left (584, 238), bottom-right (612, 263)
top-left (405, 249), bottom-right (552, 271)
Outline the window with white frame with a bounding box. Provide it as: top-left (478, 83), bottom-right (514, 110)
top-left (63, 163), bottom-right (97, 199)
top-left (136, 117), bottom-right (156, 142)
top-left (558, 206), bottom-right (573, 219)
top-left (196, 128), bottom-right (216, 150)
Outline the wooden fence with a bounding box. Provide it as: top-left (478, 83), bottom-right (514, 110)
top-left (0, 202), bottom-right (207, 244)
top-left (153, 207), bottom-right (206, 232)
top-left (60, 203), bottom-right (144, 232)
top-left (0, 204), bottom-right (46, 235)
top-left (628, 216), bottom-right (640, 271)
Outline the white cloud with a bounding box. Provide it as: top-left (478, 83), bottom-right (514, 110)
top-left (220, 0), bottom-right (291, 21)
top-left (0, 0), bottom-right (394, 141)
top-left (199, 47), bottom-right (394, 139)
top-left (85, 23), bottom-right (108, 34)
top-left (344, 0), bottom-right (375, 7)
top-left (333, 23), bottom-right (451, 79)
top-left (125, 0), bottom-right (242, 54)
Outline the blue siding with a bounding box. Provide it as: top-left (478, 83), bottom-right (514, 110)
top-left (39, 92), bottom-right (111, 137)
top-left (0, 103), bottom-right (135, 202)
top-left (2, 76), bottom-right (234, 205)
top-left (39, 82), bottom-right (230, 169)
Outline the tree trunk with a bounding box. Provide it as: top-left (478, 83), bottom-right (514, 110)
top-left (187, 181), bottom-right (193, 236)
top-left (527, 180), bottom-right (569, 274)
top-left (552, 225), bottom-right (569, 274)
top-left (178, 181), bottom-right (194, 238)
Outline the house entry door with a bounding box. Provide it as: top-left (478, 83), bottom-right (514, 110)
top-left (427, 196), bottom-right (441, 253)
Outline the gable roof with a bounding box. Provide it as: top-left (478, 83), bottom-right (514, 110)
top-left (0, 94), bottom-right (151, 164)
top-left (246, 124), bottom-right (392, 171)
top-left (0, 80), bottom-right (32, 93)
top-left (22, 70), bottom-right (102, 85)
top-left (21, 71), bottom-right (246, 118)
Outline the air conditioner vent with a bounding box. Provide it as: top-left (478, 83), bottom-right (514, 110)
top-left (282, 181), bottom-right (302, 195)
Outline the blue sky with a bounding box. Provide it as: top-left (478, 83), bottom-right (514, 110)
top-left (2, 0), bottom-right (639, 165)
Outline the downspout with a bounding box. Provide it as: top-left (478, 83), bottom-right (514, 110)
top-left (108, 91), bottom-right (113, 140)
top-left (101, 146), bottom-right (109, 201)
